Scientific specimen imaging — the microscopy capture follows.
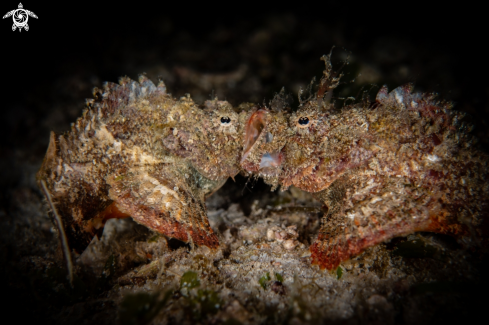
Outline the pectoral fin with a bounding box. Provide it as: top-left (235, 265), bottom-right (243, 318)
top-left (310, 172), bottom-right (466, 270)
top-left (106, 164), bottom-right (220, 248)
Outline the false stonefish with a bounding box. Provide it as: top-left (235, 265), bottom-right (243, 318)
top-left (37, 75), bottom-right (250, 254)
top-left (241, 56), bottom-right (489, 270)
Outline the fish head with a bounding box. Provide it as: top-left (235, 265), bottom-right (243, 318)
top-left (162, 98), bottom-right (248, 181)
top-left (283, 97), bottom-right (379, 192)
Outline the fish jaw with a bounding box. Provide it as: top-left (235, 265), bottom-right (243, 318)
top-left (241, 108), bottom-right (267, 170)
top-left (240, 108), bottom-right (288, 186)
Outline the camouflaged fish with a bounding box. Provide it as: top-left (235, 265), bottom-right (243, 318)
top-left (37, 75), bottom-right (252, 253)
top-left (241, 56), bottom-right (489, 270)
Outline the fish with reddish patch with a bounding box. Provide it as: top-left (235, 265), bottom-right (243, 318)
top-left (241, 55), bottom-right (489, 270)
top-left (38, 57), bottom-right (489, 272)
top-left (37, 75), bottom-right (251, 254)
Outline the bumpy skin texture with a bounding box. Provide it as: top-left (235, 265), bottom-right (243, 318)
top-left (37, 76), bottom-right (247, 253)
top-left (241, 107), bottom-right (289, 189)
top-left (242, 60), bottom-right (489, 270)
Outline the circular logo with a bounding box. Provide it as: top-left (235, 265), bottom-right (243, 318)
top-left (3, 3), bottom-right (38, 32)
top-left (13, 9), bottom-right (28, 28)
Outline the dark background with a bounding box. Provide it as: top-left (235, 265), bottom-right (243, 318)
top-left (1, 1), bottom-right (488, 323)
top-left (1, 2), bottom-right (488, 153)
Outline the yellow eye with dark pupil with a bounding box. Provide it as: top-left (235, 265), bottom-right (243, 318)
top-left (221, 117), bottom-right (231, 124)
top-left (298, 117), bottom-right (309, 125)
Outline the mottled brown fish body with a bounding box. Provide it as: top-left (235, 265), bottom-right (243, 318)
top-left (38, 59), bottom-right (489, 271)
top-left (37, 76), bottom-right (247, 253)
top-left (241, 61), bottom-right (489, 270)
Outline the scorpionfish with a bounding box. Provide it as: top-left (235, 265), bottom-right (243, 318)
top-left (37, 75), bottom-right (253, 253)
top-left (241, 56), bottom-right (489, 270)
top-left (38, 59), bottom-right (489, 271)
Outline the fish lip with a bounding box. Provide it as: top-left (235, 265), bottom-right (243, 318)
top-left (241, 108), bottom-right (268, 165)
top-left (257, 151), bottom-right (284, 178)
top-left (241, 108), bottom-right (285, 174)
top-left (259, 151), bottom-right (284, 170)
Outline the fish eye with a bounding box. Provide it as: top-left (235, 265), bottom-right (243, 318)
top-left (220, 116), bottom-right (231, 125)
top-left (298, 117), bottom-right (309, 126)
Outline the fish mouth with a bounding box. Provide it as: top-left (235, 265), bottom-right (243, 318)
top-left (241, 109), bottom-right (283, 171)
top-left (253, 150), bottom-right (284, 178)
top-left (259, 151), bottom-right (283, 170)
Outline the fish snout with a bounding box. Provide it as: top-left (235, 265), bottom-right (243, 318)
top-left (241, 108), bottom-right (285, 174)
